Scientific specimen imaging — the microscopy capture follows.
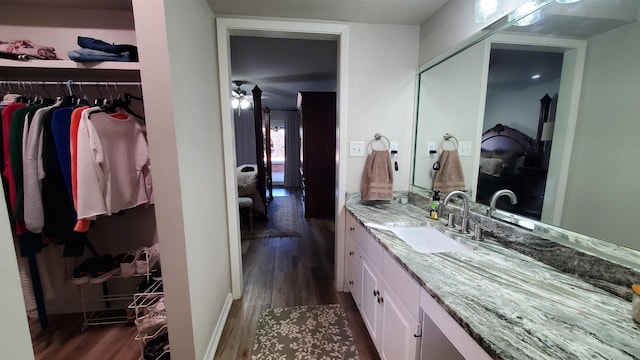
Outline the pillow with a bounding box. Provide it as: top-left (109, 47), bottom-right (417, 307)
top-left (480, 149), bottom-right (494, 158)
top-left (492, 150), bottom-right (522, 175)
top-left (479, 158), bottom-right (506, 177)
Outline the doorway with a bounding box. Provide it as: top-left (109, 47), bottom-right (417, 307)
top-left (216, 18), bottom-right (349, 299)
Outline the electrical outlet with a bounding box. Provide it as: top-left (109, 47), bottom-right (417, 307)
top-left (459, 141), bottom-right (473, 156)
top-left (389, 141), bottom-right (399, 152)
top-left (350, 141), bottom-right (365, 157)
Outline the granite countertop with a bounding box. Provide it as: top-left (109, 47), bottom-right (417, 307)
top-left (345, 193), bottom-right (640, 360)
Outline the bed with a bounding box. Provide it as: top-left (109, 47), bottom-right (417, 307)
top-left (477, 124), bottom-right (537, 214)
top-left (237, 164), bottom-right (267, 216)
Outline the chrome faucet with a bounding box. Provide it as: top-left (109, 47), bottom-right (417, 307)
top-left (443, 190), bottom-right (471, 233)
top-left (487, 189), bottom-right (518, 218)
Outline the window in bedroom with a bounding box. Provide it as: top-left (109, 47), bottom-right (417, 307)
top-left (271, 126), bottom-right (285, 185)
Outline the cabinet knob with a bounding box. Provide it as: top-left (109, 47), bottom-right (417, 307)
top-left (349, 251), bottom-right (354, 256)
top-left (379, 296), bottom-right (384, 304)
top-left (373, 290), bottom-right (376, 297)
top-left (349, 280), bottom-right (353, 285)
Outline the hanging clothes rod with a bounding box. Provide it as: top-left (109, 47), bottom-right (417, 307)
top-left (0, 80), bottom-right (141, 86)
top-left (0, 80), bottom-right (141, 96)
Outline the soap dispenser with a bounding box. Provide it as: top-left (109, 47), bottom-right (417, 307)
top-left (430, 191), bottom-right (441, 220)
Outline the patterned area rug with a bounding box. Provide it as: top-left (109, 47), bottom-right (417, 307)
top-left (243, 196), bottom-right (303, 238)
top-left (252, 304), bottom-right (359, 360)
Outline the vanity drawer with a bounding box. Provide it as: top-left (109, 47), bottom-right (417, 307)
top-left (347, 213), bottom-right (382, 272)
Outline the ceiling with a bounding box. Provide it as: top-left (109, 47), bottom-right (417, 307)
top-left (208, 0), bottom-right (449, 26)
top-left (230, 36), bottom-right (338, 110)
top-left (218, 0), bottom-right (450, 111)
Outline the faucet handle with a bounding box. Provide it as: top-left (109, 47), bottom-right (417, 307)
top-left (473, 223), bottom-right (483, 241)
top-left (447, 213), bottom-right (456, 228)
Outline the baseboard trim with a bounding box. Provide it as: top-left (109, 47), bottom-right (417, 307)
top-left (202, 292), bottom-right (233, 360)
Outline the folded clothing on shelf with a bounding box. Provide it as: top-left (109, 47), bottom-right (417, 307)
top-left (68, 36), bottom-right (138, 62)
top-left (0, 39), bottom-right (58, 59)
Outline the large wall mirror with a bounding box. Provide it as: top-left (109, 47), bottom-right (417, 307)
top-left (412, 0), bottom-right (640, 251)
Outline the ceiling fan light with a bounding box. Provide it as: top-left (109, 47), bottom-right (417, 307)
top-left (231, 98), bottom-right (240, 109)
top-left (240, 98), bottom-right (251, 109)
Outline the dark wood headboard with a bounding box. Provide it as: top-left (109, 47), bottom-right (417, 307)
top-left (481, 123), bottom-right (536, 156)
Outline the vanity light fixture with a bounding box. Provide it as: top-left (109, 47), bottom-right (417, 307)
top-left (508, 0), bottom-right (543, 26)
top-left (475, 0), bottom-right (503, 23)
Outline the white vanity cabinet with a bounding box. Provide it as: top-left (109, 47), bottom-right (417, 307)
top-left (345, 212), bottom-right (493, 360)
top-left (345, 213), bottom-right (421, 360)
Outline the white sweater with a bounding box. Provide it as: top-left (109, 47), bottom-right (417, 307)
top-left (23, 101), bottom-right (61, 233)
top-left (76, 109), bottom-right (153, 220)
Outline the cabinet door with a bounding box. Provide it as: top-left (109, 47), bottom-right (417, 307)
top-left (379, 283), bottom-right (420, 360)
top-left (345, 233), bottom-right (362, 308)
top-left (360, 255), bottom-right (381, 343)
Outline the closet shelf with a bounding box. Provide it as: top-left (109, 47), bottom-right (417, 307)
top-left (0, 59), bottom-right (140, 71)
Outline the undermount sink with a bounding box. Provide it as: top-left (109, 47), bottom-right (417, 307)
top-left (366, 223), bottom-right (472, 254)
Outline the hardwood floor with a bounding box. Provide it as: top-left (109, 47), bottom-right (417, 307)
top-left (30, 314), bottom-right (139, 360)
top-left (214, 188), bottom-right (379, 359)
top-left (28, 187), bottom-right (378, 360)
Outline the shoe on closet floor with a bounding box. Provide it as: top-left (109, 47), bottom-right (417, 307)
top-left (89, 254), bottom-right (123, 284)
top-left (150, 268), bottom-right (162, 281)
top-left (145, 296), bottom-right (165, 315)
top-left (72, 257), bottom-right (100, 285)
top-left (120, 249), bottom-right (142, 277)
top-left (143, 333), bottom-right (170, 360)
top-left (136, 243), bottom-right (160, 275)
top-left (135, 309), bottom-right (167, 335)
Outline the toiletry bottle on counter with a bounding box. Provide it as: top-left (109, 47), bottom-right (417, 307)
top-left (430, 191), bottom-right (441, 220)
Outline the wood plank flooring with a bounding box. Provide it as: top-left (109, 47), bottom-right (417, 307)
top-left (28, 188), bottom-right (378, 360)
top-left (214, 188), bottom-right (379, 359)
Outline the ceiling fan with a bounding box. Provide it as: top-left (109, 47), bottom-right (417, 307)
top-left (231, 80), bottom-right (253, 110)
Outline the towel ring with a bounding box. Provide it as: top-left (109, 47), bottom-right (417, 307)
top-left (439, 133), bottom-right (458, 151)
top-left (368, 133), bottom-right (390, 152)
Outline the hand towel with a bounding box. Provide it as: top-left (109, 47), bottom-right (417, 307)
top-left (433, 150), bottom-right (465, 195)
top-left (361, 150), bottom-right (393, 200)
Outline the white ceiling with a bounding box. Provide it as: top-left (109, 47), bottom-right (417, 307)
top-left (208, 0), bottom-right (449, 25)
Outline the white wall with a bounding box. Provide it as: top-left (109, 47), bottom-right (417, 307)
top-left (419, 0), bottom-right (529, 66)
top-left (561, 20), bottom-right (640, 250)
top-left (413, 40), bottom-right (489, 193)
top-left (0, 191), bottom-right (34, 358)
top-left (132, 0), bottom-right (231, 359)
top-left (345, 23), bottom-right (419, 193)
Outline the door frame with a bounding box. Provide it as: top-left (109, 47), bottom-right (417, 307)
top-left (485, 34), bottom-right (586, 225)
top-left (216, 18), bottom-right (349, 298)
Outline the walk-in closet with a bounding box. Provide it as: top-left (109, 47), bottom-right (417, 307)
top-left (1, 2), bottom-right (167, 359)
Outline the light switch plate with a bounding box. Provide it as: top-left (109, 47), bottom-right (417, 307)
top-left (350, 141), bottom-right (365, 157)
top-left (389, 141), bottom-right (399, 152)
top-left (459, 141), bottom-right (473, 156)
top-left (427, 142), bottom-right (437, 156)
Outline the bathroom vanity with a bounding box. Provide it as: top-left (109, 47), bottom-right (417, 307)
top-left (344, 193), bottom-right (640, 360)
